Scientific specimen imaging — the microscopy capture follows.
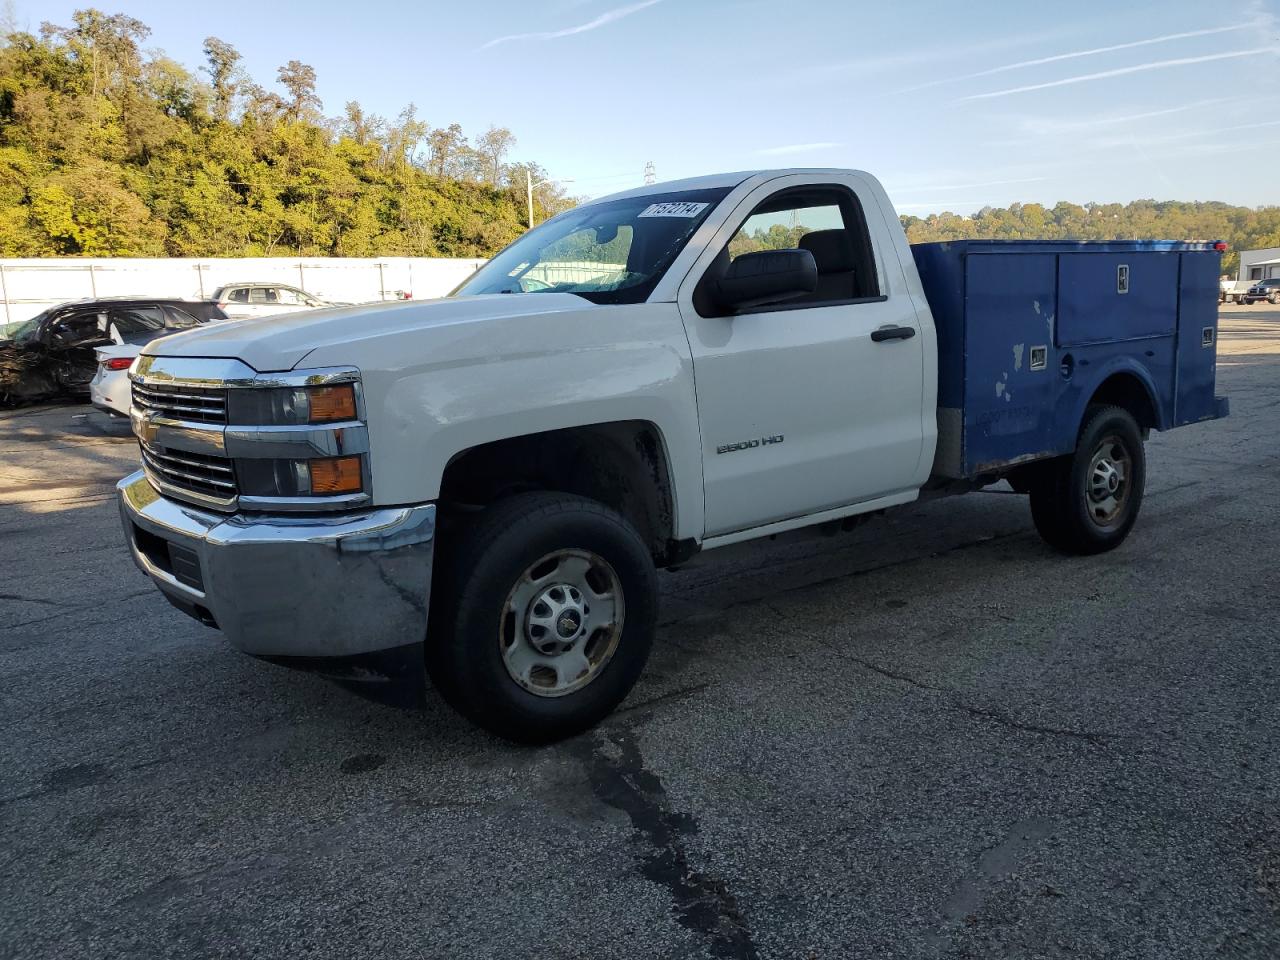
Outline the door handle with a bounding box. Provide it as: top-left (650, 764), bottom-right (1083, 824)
top-left (871, 325), bottom-right (916, 342)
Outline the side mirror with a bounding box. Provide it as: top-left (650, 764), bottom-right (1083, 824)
top-left (714, 249), bottom-right (817, 312)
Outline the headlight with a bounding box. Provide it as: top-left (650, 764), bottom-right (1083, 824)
top-left (237, 455), bottom-right (364, 497)
top-left (226, 384), bottom-right (357, 425)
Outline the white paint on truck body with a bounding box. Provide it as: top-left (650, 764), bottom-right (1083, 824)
top-left (140, 168), bottom-right (942, 546)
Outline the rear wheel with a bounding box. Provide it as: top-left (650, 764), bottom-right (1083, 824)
top-left (429, 492), bottom-right (658, 743)
top-left (1029, 405), bottom-right (1146, 555)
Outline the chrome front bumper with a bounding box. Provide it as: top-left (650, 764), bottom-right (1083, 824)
top-left (118, 470), bottom-right (435, 661)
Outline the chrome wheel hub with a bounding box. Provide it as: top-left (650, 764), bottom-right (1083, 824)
top-left (1087, 436), bottom-right (1131, 526)
top-left (500, 549), bottom-right (624, 697)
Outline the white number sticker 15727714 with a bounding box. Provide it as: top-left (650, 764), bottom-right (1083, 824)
top-left (637, 202), bottom-right (709, 218)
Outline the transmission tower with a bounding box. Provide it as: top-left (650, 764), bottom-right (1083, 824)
top-left (643, 161), bottom-right (656, 185)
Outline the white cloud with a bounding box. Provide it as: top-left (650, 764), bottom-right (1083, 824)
top-left (755, 142), bottom-right (841, 156)
top-left (1012, 98), bottom-right (1234, 138)
top-left (884, 175), bottom-right (1049, 193)
top-left (790, 28), bottom-right (1067, 89)
top-left (481, 0), bottom-right (662, 50)
top-left (894, 200), bottom-right (985, 211)
top-left (959, 48), bottom-right (1276, 101)
top-left (896, 24), bottom-right (1253, 94)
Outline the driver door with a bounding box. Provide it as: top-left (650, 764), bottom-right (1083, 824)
top-left (46, 310), bottom-right (110, 390)
top-left (677, 174), bottom-right (930, 538)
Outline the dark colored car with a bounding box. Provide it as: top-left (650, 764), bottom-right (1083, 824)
top-left (0, 298), bottom-right (227, 406)
top-left (1243, 278), bottom-right (1280, 304)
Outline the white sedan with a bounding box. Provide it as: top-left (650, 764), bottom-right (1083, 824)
top-left (90, 345), bottom-right (139, 418)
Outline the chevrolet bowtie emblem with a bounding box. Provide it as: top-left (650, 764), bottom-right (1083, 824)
top-left (139, 415), bottom-right (159, 445)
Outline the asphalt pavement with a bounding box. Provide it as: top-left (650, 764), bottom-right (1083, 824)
top-left (2, 306), bottom-right (1278, 959)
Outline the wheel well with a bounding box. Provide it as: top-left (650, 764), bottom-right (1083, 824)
top-left (439, 421), bottom-right (677, 562)
top-left (1087, 373), bottom-right (1159, 433)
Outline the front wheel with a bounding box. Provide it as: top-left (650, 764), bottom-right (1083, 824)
top-left (429, 492), bottom-right (658, 743)
top-left (1029, 405), bottom-right (1146, 555)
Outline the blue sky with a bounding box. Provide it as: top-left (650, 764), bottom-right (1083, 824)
top-left (23, 0), bottom-right (1280, 212)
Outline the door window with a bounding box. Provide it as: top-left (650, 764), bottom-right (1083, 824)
top-left (164, 306), bottom-right (202, 328)
top-left (48, 313), bottom-right (106, 348)
top-left (701, 186), bottom-right (880, 314)
top-left (249, 287), bottom-right (279, 303)
top-left (226, 287), bottom-right (249, 303)
top-left (276, 288), bottom-right (304, 305)
top-left (109, 306), bottom-right (166, 337)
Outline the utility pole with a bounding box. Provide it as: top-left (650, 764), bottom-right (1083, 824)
top-left (643, 161), bottom-right (656, 185)
top-left (527, 170), bottom-right (534, 231)
top-left (527, 172), bottom-right (576, 230)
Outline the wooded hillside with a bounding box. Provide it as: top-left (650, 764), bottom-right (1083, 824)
top-left (902, 202), bottom-right (1280, 276)
top-left (1, 9), bottom-right (1276, 273)
top-left (0, 9), bottom-right (570, 259)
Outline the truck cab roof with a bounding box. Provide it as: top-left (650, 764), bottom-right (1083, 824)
top-left (594, 168), bottom-right (875, 203)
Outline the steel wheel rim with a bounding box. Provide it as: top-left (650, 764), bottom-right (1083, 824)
top-left (1086, 434), bottom-right (1131, 527)
top-left (499, 549), bottom-right (625, 698)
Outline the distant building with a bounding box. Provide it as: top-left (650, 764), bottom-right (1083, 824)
top-left (1239, 247), bottom-right (1280, 282)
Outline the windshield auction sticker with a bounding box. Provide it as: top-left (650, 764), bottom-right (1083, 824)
top-left (637, 202), bottom-right (709, 218)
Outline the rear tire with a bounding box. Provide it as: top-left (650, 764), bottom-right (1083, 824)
top-left (429, 492), bottom-right (658, 743)
top-left (1029, 405), bottom-right (1146, 555)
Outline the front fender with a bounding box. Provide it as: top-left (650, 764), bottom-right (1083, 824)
top-left (299, 303), bottom-right (705, 542)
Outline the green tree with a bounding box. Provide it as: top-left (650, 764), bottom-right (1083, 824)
top-left (202, 36), bottom-right (239, 122)
top-left (276, 59), bottom-right (319, 123)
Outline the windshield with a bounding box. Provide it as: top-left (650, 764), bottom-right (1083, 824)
top-left (0, 311), bottom-right (50, 343)
top-left (454, 187), bottom-right (731, 304)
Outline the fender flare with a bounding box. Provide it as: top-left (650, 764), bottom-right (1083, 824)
top-left (1066, 356), bottom-right (1167, 441)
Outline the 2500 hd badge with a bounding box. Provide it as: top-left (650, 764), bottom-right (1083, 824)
top-left (717, 434), bottom-right (785, 455)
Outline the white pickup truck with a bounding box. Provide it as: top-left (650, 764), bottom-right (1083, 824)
top-left (118, 168), bottom-right (1228, 741)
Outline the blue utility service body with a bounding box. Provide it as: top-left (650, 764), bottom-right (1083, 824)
top-left (910, 240), bottom-right (1229, 480)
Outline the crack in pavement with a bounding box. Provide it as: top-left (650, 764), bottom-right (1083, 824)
top-left (613, 682), bottom-right (711, 717)
top-left (0, 592), bottom-right (71, 608)
top-left (569, 728), bottom-right (759, 960)
top-left (842, 651), bottom-right (1110, 745)
top-left (765, 608), bottom-right (1111, 747)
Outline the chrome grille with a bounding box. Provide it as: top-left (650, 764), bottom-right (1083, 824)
top-left (132, 382), bottom-right (228, 424)
top-left (139, 440), bottom-right (237, 503)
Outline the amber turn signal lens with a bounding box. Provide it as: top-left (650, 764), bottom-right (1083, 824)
top-left (307, 384), bottom-right (357, 423)
top-left (308, 456), bottom-right (362, 494)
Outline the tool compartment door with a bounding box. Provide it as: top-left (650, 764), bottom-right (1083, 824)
top-left (1057, 252), bottom-right (1179, 347)
top-left (1173, 251), bottom-right (1220, 425)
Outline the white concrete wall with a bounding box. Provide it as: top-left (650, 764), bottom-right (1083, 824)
top-left (1239, 247), bottom-right (1280, 282)
top-left (0, 256), bottom-right (487, 325)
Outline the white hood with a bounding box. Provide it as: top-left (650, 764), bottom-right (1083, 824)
top-left (142, 294), bottom-right (594, 372)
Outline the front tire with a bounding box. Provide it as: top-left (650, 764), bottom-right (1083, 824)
top-left (430, 492), bottom-right (658, 743)
top-left (1029, 405), bottom-right (1146, 555)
